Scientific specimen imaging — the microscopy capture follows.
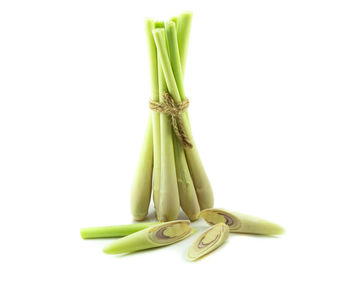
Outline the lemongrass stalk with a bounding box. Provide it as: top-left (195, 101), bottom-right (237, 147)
top-left (154, 21), bottom-right (164, 29)
top-left (187, 223), bottom-right (229, 261)
top-left (130, 116), bottom-right (153, 220)
top-left (165, 21), bottom-right (189, 124)
top-left (163, 21), bottom-right (200, 221)
top-left (170, 16), bottom-right (178, 29)
top-left (80, 222), bottom-right (160, 239)
top-left (154, 26), bottom-right (214, 210)
top-left (157, 39), bottom-right (180, 222)
top-left (200, 209), bottom-right (285, 236)
top-left (177, 12), bottom-right (193, 75)
top-left (103, 220), bottom-right (194, 254)
top-left (173, 135), bottom-right (200, 221)
top-left (165, 21), bottom-right (186, 100)
top-left (145, 19), bottom-right (161, 214)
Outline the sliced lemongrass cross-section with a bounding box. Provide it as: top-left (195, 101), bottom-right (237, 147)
top-left (80, 222), bottom-right (160, 239)
top-left (187, 223), bottom-right (229, 261)
top-left (200, 208), bottom-right (284, 236)
top-left (103, 220), bottom-right (194, 255)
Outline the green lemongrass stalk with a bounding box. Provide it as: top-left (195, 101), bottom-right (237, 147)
top-left (145, 19), bottom-right (161, 214)
top-left (177, 12), bottom-right (193, 75)
top-left (154, 21), bottom-right (165, 29)
top-left (173, 135), bottom-right (200, 221)
top-left (80, 222), bottom-right (160, 239)
top-left (130, 116), bottom-right (153, 220)
top-left (155, 24), bottom-right (214, 210)
top-left (165, 21), bottom-right (186, 100)
top-left (200, 208), bottom-right (285, 236)
top-left (170, 16), bottom-right (178, 29)
top-left (157, 45), bottom-right (180, 222)
top-left (187, 223), bottom-right (229, 261)
top-left (164, 21), bottom-right (200, 221)
top-left (103, 220), bottom-right (194, 254)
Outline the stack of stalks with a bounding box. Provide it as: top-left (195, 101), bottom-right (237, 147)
top-left (130, 12), bottom-right (214, 222)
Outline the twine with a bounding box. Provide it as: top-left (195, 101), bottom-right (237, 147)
top-left (149, 93), bottom-right (193, 148)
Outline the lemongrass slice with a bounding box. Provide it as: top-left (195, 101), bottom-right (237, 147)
top-left (103, 220), bottom-right (194, 254)
top-left (200, 208), bottom-right (284, 236)
top-left (80, 222), bottom-right (160, 239)
top-left (187, 223), bottom-right (229, 261)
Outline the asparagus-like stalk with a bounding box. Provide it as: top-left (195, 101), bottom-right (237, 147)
top-left (103, 220), bottom-right (194, 254)
top-left (154, 21), bottom-right (165, 29)
top-left (145, 19), bottom-right (161, 214)
top-left (130, 116), bottom-right (153, 220)
top-left (165, 21), bottom-right (186, 100)
top-left (164, 21), bottom-right (200, 221)
top-left (170, 16), bottom-right (178, 29)
top-left (173, 136), bottom-right (200, 221)
top-left (187, 223), bottom-right (229, 261)
top-left (154, 25), bottom-right (214, 210)
top-left (80, 222), bottom-right (160, 239)
top-left (157, 37), bottom-right (180, 221)
top-left (200, 209), bottom-right (285, 236)
top-left (177, 12), bottom-right (193, 75)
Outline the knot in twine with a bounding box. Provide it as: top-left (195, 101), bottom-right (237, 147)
top-left (149, 93), bottom-right (193, 148)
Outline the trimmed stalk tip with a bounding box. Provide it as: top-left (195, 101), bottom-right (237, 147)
top-left (187, 223), bottom-right (229, 261)
top-left (200, 208), bottom-right (285, 236)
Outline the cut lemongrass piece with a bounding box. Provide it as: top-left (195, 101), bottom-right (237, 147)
top-left (187, 223), bottom-right (229, 261)
top-left (103, 220), bottom-right (195, 255)
top-left (80, 222), bottom-right (160, 239)
top-left (200, 209), bottom-right (285, 236)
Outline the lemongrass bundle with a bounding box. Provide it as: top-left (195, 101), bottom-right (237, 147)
top-left (131, 12), bottom-right (214, 222)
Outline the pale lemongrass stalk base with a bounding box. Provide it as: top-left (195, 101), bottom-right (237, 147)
top-left (173, 135), bottom-right (200, 221)
top-left (130, 116), bottom-right (153, 221)
top-left (145, 19), bottom-right (161, 214)
top-left (157, 53), bottom-right (180, 222)
top-left (154, 26), bottom-right (214, 211)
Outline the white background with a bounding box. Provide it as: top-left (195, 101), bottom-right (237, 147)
top-left (1, 0), bottom-right (349, 280)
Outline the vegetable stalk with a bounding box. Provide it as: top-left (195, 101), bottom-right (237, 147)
top-left (130, 12), bottom-right (214, 222)
top-left (103, 220), bottom-right (194, 254)
top-left (80, 222), bottom-right (160, 239)
top-left (145, 19), bottom-right (161, 214)
top-left (164, 21), bottom-right (200, 220)
top-left (200, 208), bottom-right (285, 235)
top-left (153, 26), bottom-right (214, 210)
top-left (157, 48), bottom-right (180, 222)
top-left (130, 116), bottom-right (153, 220)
